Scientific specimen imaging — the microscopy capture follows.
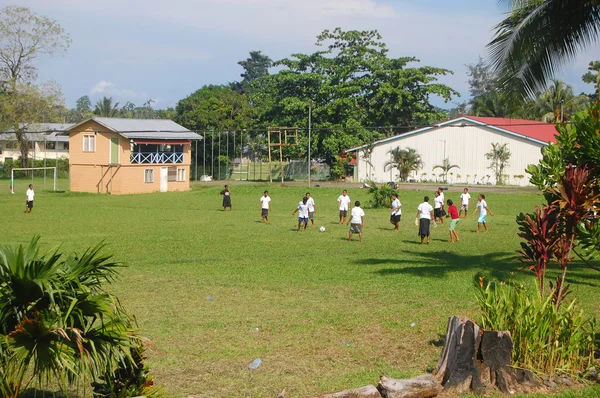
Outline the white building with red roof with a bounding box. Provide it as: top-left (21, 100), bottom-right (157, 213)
top-left (345, 116), bottom-right (558, 186)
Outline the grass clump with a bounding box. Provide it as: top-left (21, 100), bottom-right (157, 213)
top-left (477, 279), bottom-right (596, 376)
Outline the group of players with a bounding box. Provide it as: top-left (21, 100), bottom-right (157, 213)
top-left (219, 185), bottom-right (493, 244)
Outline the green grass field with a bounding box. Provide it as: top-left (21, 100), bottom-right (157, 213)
top-left (1, 180), bottom-right (599, 397)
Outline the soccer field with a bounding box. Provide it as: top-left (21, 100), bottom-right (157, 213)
top-left (1, 183), bottom-right (599, 397)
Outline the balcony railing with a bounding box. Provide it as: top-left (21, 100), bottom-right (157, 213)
top-left (130, 152), bottom-right (184, 164)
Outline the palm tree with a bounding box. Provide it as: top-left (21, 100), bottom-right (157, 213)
top-left (486, 143), bottom-right (511, 185)
top-left (384, 147), bottom-right (423, 182)
top-left (534, 80), bottom-right (589, 122)
top-left (94, 96), bottom-right (121, 117)
top-left (488, 0), bottom-right (600, 97)
top-left (432, 158), bottom-right (459, 183)
top-left (0, 237), bottom-right (138, 397)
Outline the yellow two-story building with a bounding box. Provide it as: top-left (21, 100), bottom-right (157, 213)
top-left (66, 117), bottom-right (201, 194)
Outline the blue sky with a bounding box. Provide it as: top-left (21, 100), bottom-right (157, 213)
top-left (15, 0), bottom-right (600, 109)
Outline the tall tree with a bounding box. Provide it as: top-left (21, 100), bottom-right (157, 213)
top-left (466, 58), bottom-right (526, 117)
top-left (0, 80), bottom-right (64, 167)
top-left (582, 60), bottom-right (600, 101)
top-left (237, 50), bottom-right (273, 94)
top-left (175, 85), bottom-right (254, 131)
top-left (0, 6), bottom-right (71, 84)
top-left (94, 96), bottom-right (120, 117)
top-left (534, 80), bottom-right (589, 122)
top-left (256, 28), bottom-right (458, 165)
top-left (488, 0), bottom-right (600, 97)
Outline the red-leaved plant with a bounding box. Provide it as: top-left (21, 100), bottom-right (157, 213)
top-left (518, 164), bottom-right (600, 308)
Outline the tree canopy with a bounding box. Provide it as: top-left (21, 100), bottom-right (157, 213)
top-left (0, 6), bottom-right (71, 84)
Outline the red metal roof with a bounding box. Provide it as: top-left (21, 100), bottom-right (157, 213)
top-left (466, 116), bottom-right (558, 144)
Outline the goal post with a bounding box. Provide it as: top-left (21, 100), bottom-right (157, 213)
top-left (10, 167), bottom-right (57, 194)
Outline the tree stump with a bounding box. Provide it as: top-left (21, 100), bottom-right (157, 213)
top-left (377, 374), bottom-right (441, 398)
top-left (433, 316), bottom-right (540, 395)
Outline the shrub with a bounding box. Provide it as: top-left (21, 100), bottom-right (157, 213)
top-left (366, 181), bottom-right (394, 208)
top-left (477, 279), bottom-right (596, 376)
top-left (0, 236), bottom-right (154, 397)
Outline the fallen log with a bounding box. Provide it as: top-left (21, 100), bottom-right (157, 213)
top-left (377, 374), bottom-right (441, 398)
top-left (307, 385), bottom-right (381, 398)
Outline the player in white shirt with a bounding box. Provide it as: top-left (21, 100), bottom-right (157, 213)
top-left (459, 188), bottom-right (471, 218)
top-left (260, 190), bottom-right (272, 223)
top-left (416, 196), bottom-right (434, 244)
top-left (25, 184), bottom-right (34, 213)
top-left (472, 194), bottom-right (494, 232)
top-left (337, 190), bottom-right (351, 224)
top-left (347, 200), bottom-right (365, 242)
top-left (438, 187), bottom-right (445, 210)
top-left (390, 192), bottom-right (402, 230)
top-left (305, 192), bottom-right (316, 228)
top-left (433, 191), bottom-right (445, 224)
top-left (292, 197), bottom-right (310, 231)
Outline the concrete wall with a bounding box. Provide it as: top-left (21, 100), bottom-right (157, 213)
top-left (0, 141), bottom-right (68, 162)
top-left (355, 121), bottom-right (545, 186)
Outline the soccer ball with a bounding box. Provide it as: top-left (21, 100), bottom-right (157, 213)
top-left (319, 226), bottom-right (326, 232)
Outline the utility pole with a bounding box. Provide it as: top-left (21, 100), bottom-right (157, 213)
top-left (308, 99), bottom-right (312, 187)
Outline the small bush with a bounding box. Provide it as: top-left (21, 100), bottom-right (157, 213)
top-left (366, 181), bottom-right (394, 208)
top-left (477, 280), bottom-right (596, 376)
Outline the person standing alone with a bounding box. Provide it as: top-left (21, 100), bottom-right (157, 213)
top-left (220, 185), bottom-right (232, 211)
top-left (390, 192), bottom-right (402, 230)
top-left (460, 188), bottom-right (471, 218)
top-left (337, 190), bottom-right (351, 224)
top-left (25, 184), bottom-right (34, 213)
top-left (260, 190), bottom-right (272, 223)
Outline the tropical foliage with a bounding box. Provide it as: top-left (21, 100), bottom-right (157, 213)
top-left (365, 181), bottom-right (395, 208)
top-left (488, 0), bottom-right (600, 97)
top-left (384, 147), bottom-right (423, 182)
top-left (432, 158), bottom-right (459, 182)
top-left (526, 104), bottom-right (600, 272)
top-left (0, 236), bottom-right (152, 397)
top-left (485, 143), bottom-right (511, 185)
top-left (477, 279), bottom-right (596, 376)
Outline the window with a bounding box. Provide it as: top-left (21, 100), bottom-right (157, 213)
top-left (83, 134), bottom-right (96, 152)
top-left (168, 166), bottom-right (177, 182)
top-left (144, 169), bottom-right (154, 183)
top-left (63, 142), bottom-right (69, 150)
top-left (5, 141), bottom-right (17, 149)
top-left (177, 168), bottom-right (186, 182)
top-left (45, 141), bottom-right (56, 150)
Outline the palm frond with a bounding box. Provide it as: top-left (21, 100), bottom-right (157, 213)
top-left (488, 0), bottom-right (600, 97)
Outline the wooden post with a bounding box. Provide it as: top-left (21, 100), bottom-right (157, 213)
top-left (268, 128), bottom-right (272, 183)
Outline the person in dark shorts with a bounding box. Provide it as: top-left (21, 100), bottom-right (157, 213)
top-left (25, 184), bottom-right (34, 213)
top-left (220, 185), bottom-right (232, 211)
top-left (260, 190), bottom-right (271, 223)
top-left (433, 190), bottom-right (445, 224)
top-left (390, 192), bottom-right (402, 230)
top-left (416, 196), bottom-right (434, 244)
top-left (347, 200), bottom-right (365, 242)
top-left (337, 190), bottom-right (351, 224)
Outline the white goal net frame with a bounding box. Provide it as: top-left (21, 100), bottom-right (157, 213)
top-left (11, 167), bottom-right (57, 194)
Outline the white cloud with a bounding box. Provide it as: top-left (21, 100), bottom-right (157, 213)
top-left (90, 80), bottom-right (151, 103)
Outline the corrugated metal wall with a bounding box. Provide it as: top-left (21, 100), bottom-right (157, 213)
top-left (356, 122), bottom-right (544, 186)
